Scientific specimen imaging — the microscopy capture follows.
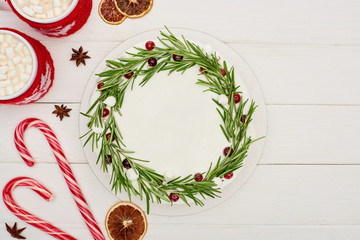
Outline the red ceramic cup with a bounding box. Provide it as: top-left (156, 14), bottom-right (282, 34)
top-left (7, 0), bottom-right (92, 37)
top-left (0, 28), bottom-right (54, 105)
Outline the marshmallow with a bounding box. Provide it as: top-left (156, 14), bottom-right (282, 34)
top-left (22, 56), bottom-right (32, 63)
top-left (30, 0), bottom-right (39, 4)
top-left (12, 77), bottom-right (19, 83)
top-left (23, 6), bottom-right (35, 17)
top-left (20, 72), bottom-right (30, 81)
top-left (26, 64), bottom-right (32, 74)
top-left (5, 35), bottom-right (13, 43)
top-left (0, 54), bottom-right (6, 60)
top-left (0, 35), bottom-right (4, 42)
top-left (53, 0), bottom-right (61, 7)
top-left (15, 42), bottom-right (24, 52)
top-left (0, 66), bottom-right (8, 74)
top-left (12, 56), bottom-right (21, 65)
top-left (0, 88), bottom-right (5, 96)
top-left (0, 74), bottom-right (7, 80)
top-left (5, 47), bottom-right (15, 58)
top-left (8, 70), bottom-right (16, 78)
top-left (33, 5), bottom-right (44, 13)
top-left (46, 10), bottom-right (54, 18)
top-left (54, 7), bottom-right (61, 16)
top-left (18, 64), bottom-right (25, 73)
top-left (6, 86), bottom-right (14, 95)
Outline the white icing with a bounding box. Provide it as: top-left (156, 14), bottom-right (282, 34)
top-left (126, 169), bottom-right (139, 181)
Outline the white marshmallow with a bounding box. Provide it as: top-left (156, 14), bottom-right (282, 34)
top-left (0, 80), bottom-right (10, 87)
top-left (54, 7), bottom-right (61, 16)
top-left (22, 56), bottom-right (32, 63)
top-left (6, 85), bottom-right (14, 95)
top-left (0, 35), bottom-right (4, 42)
top-left (8, 61), bottom-right (15, 70)
top-left (19, 81), bottom-right (26, 88)
top-left (12, 56), bottom-right (21, 65)
top-left (20, 72), bottom-right (30, 81)
top-left (23, 7), bottom-right (36, 17)
top-left (104, 96), bottom-right (116, 107)
top-left (26, 64), bottom-right (32, 74)
top-left (46, 10), bottom-right (54, 18)
top-left (5, 47), bottom-right (15, 58)
top-left (36, 13), bottom-right (47, 19)
top-left (14, 84), bottom-right (22, 92)
top-left (53, 0), bottom-right (61, 7)
top-left (15, 42), bottom-right (24, 52)
top-left (12, 77), bottom-right (19, 83)
top-left (8, 70), bottom-right (16, 78)
top-left (17, 0), bottom-right (25, 5)
top-left (0, 74), bottom-right (7, 80)
top-left (33, 5), bottom-right (44, 13)
top-left (18, 64), bottom-right (25, 72)
top-left (0, 54), bottom-right (6, 60)
top-left (0, 66), bottom-right (8, 74)
top-left (5, 35), bottom-right (13, 43)
top-left (0, 88), bottom-right (5, 96)
top-left (30, 0), bottom-right (39, 4)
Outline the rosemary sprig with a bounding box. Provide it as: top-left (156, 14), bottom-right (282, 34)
top-left (82, 27), bottom-right (261, 213)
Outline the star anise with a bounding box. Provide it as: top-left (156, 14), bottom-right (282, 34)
top-left (52, 104), bottom-right (72, 121)
top-left (70, 46), bottom-right (91, 66)
top-left (6, 222), bottom-right (26, 239)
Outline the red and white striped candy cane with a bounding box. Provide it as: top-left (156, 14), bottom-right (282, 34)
top-left (3, 177), bottom-right (76, 240)
top-left (14, 118), bottom-right (105, 240)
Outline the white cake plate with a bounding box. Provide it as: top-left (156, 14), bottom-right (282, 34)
top-left (79, 28), bottom-right (267, 216)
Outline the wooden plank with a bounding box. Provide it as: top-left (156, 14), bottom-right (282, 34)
top-left (1, 104), bottom-right (359, 164)
top-left (1, 164), bottom-right (360, 226)
top-left (1, 0), bottom-right (360, 44)
top-left (3, 41), bottom-right (355, 105)
top-left (0, 223), bottom-right (360, 240)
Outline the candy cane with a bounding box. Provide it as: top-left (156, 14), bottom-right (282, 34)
top-left (3, 177), bottom-right (76, 240)
top-left (14, 118), bottom-right (105, 240)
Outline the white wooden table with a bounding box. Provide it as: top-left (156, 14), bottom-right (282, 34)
top-left (1, 0), bottom-right (360, 239)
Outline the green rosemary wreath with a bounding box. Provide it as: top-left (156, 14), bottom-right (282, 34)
top-left (82, 27), bottom-right (260, 213)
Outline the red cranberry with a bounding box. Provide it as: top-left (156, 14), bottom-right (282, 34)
top-left (97, 82), bottom-right (105, 91)
top-left (145, 41), bottom-right (155, 50)
top-left (241, 114), bottom-right (247, 123)
top-left (148, 57), bottom-right (157, 67)
top-left (172, 54), bottom-right (183, 61)
top-left (221, 68), bottom-right (226, 77)
top-left (169, 193), bottom-right (179, 202)
top-left (199, 67), bottom-right (208, 74)
top-left (122, 159), bottom-right (131, 169)
top-left (106, 133), bottom-right (115, 142)
top-left (124, 72), bottom-right (134, 79)
top-left (223, 147), bottom-right (234, 157)
top-left (194, 173), bottom-right (203, 182)
top-left (224, 172), bottom-right (234, 179)
top-left (103, 108), bottom-right (110, 117)
top-left (234, 93), bottom-right (241, 104)
top-left (105, 155), bottom-right (112, 164)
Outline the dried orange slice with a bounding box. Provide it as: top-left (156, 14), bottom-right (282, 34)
top-left (114, 0), bottom-right (153, 19)
top-left (105, 202), bottom-right (148, 240)
top-left (99, 0), bottom-right (127, 25)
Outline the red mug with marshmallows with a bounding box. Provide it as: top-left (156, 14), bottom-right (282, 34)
top-left (6, 0), bottom-right (92, 37)
top-left (0, 28), bottom-right (54, 104)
